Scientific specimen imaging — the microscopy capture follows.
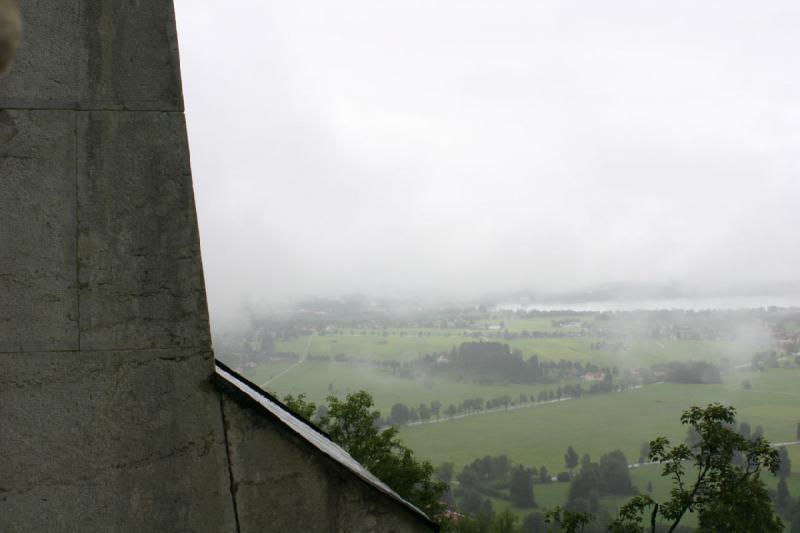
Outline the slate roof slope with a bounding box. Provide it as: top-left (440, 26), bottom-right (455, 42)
top-left (213, 360), bottom-right (439, 531)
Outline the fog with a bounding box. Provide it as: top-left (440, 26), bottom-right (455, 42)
top-left (173, 1), bottom-right (800, 327)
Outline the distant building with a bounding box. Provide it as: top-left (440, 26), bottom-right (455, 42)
top-left (582, 372), bottom-right (606, 382)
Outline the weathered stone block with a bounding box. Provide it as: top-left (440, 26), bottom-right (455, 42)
top-left (0, 0), bottom-right (81, 107)
top-left (77, 111), bottom-right (210, 351)
top-left (80, 0), bottom-right (184, 110)
top-left (0, 0), bottom-right (183, 110)
top-left (0, 109), bottom-right (78, 352)
top-left (0, 349), bottom-right (236, 533)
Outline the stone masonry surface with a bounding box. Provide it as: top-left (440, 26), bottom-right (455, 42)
top-left (0, 1), bottom-right (435, 531)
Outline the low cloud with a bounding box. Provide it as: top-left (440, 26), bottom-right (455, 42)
top-left (174, 0), bottom-right (800, 327)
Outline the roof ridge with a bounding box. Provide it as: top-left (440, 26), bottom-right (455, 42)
top-left (213, 360), bottom-right (439, 531)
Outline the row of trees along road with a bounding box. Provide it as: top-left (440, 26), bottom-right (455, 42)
top-left (282, 390), bottom-right (791, 533)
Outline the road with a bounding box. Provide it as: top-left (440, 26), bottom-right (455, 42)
top-left (261, 335), bottom-right (314, 387)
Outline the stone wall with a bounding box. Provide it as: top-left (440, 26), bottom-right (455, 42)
top-left (1, 350), bottom-right (235, 532)
top-left (0, 3), bottom-right (237, 530)
top-left (0, 2), bottom-right (434, 532)
top-left (220, 390), bottom-right (432, 533)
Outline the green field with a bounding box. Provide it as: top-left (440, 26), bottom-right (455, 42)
top-left (399, 368), bottom-right (800, 475)
top-left (474, 316), bottom-right (589, 334)
top-left (249, 322), bottom-right (797, 527)
top-left (276, 333), bottom-right (459, 362)
top-left (238, 308), bottom-right (798, 527)
top-left (247, 359), bottom-right (799, 493)
top-left (275, 332), bottom-right (749, 368)
top-left (485, 448), bottom-right (800, 525)
top-left (505, 338), bottom-right (741, 367)
top-left (249, 360), bottom-right (574, 414)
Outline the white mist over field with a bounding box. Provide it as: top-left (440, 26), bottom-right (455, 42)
top-left (174, 1), bottom-right (800, 327)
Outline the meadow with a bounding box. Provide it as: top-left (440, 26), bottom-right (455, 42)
top-left (255, 327), bottom-right (797, 475)
top-left (249, 360), bottom-right (573, 414)
top-left (399, 368), bottom-right (800, 474)
top-left (274, 330), bottom-right (746, 368)
top-left (489, 447), bottom-right (800, 524)
top-left (473, 316), bottom-right (588, 333)
top-left (239, 308), bottom-right (799, 525)
top-left (248, 359), bottom-right (799, 483)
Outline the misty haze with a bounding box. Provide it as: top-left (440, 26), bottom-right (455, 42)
top-left (174, 1), bottom-right (800, 530)
top-left (175, 1), bottom-right (800, 328)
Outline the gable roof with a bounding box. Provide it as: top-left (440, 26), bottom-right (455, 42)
top-left (213, 360), bottom-right (439, 531)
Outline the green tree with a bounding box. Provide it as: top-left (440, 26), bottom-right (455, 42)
top-left (775, 477), bottom-right (791, 511)
top-left (738, 421), bottom-right (751, 440)
top-left (521, 511), bottom-right (547, 533)
top-left (459, 488), bottom-right (487, 516)
top-left (685, 425), bottom-right (701, 447)
top-left (457, 466), bottom-right (481, 491)
top-left (510, 465), bottom-right (535, 508)
top-left (599, 450), bottom-right (635, 495)
top-left (539, 465), bottom-right (550, 483)
top-left (638, 441), bottom-right (651, 464)
top-left (566, 460), bottom-right (601, 513)
top-left (444, 511), bottom-right (493, 533)
top-left (698, 475), bottom-right (782, 532)
top-left (482, 499), bottom-right (495, 517)
top-left (419, 402), bottom-right (431, 421)
top-left (565, 446), bottom-right (579, 472)
top-left (315, 391), bottom-right (447, 516)
top-left (390, 402), bottom-right (411, 425)
top-left (490, 509), bottom-right (519, 533)
top-left (778, 446), bottom-right (792, 478)
top-left (282, 393), bottom-right (316, 420)
top-left (611, 404), bottom-right (782, 533)
top-left (545, 506), bottom-right (593, 533)
top-left (436, 462), bottom-right (455, 484)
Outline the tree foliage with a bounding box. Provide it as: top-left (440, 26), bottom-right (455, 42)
top-left (775, 477), bottom-right (791, 512)
top-left (436, 462), bottom-right (455, 484)
top-left (490, 509), bottom-right (519, 533)
top-left (599, 450), bottom-right (636, 495)
top-left (457, 454), bottom-right (512, 488)
top-left (662, 360), bottom-right (721, 384)
top-left (610, 403), bottom-right (783, 533)
top-left (777, 446), bottom-right (792, 478)
top-left (697, 474), bottom-right (782, 532)
top-left (545, 506), bottom-right (593, 533)
top-left (285, 390), bottom-right (447, 517)
top-left (521, 511), bottom-right (547, 532)
top-left (566, 461), bottom-right (601, 514)
top-left (565, 446), bottom-right (579, 471)
top-left (509, 465), bottom-right (535, 508)
top-left (282, 393), bottom-right (316, 420)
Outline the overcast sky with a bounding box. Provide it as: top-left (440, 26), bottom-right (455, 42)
top-left (173, 1), bottom-right (800, 325)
